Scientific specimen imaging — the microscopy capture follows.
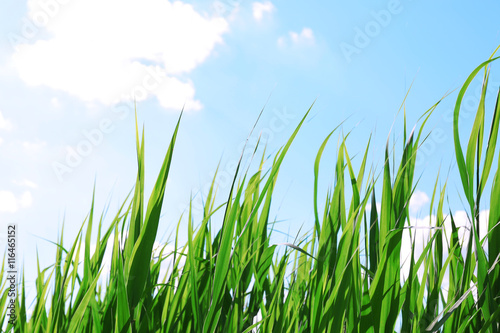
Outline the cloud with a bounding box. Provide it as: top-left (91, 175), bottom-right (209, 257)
top-left (154, 76), bottom-right (202, 111)
top-left (11, 0), bottom-right (229, 112)
top-left (252, 1), bottom-right (275, 21)
top-left (445, 209), bottom-right (490, 247)
top-left (409, 190), bottom-right (430, 213)
top-left (366, 202), bottom-right (381, 214)
top-left (13, 179), bottom-right (38, 189)
top-left (0, 191), bottom-right (18, 213)
top-left (278, 28), bottom-right (315, 47)
top-left (51, 97), bottom-right (60, 108)
top-left (23, 140), bottom-right (47, 153)
top-left (89, 236), bottom-right (173, 285)
top-left (19, 191), bottom-right (33, 208)
top-left (0, 137), bottom-right (3, 145)
top-left (0, 190), bottom-right (33, 213)
top-left (0, 111), bottom-right (13, 131)
top-left (400, 209), bottom-right (490, 290)
top-left (400, 214), bottom-right (435, 281)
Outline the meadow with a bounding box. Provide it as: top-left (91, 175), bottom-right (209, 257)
top-left (1, 54), bottom-right (500, 332)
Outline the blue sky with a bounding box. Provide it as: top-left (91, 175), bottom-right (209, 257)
top-left (1, 0), bottom-right (500, 300)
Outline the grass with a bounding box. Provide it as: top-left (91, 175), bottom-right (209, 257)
top-left (2, 53), bottom-right (500, 332)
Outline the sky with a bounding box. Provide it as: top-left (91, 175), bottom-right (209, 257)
top-left (1, 0), bottom-right (500, 307)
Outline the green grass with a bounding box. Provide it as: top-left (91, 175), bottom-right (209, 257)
top-left (2, 53), bottom-right (500, 332)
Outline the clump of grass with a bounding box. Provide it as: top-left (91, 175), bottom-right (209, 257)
top-left (2, 53), bottom-right (500, 332)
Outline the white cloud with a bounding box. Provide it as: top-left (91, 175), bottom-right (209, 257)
top-left (23, 140), bottom-right (47, 153)
top-left (19, 191), bottom-right (33, 208)
top-left (0, 190), bottom-right (33, 213)
top-left (252, 1), bottom-right (275, 21)
top-left (291, 28), bottom-right (314, 43)
top-left (0, 111), bottom-right (13, 131)
top-left (445, 209), bottom-right (490, 246)
top-left (89, 237), bottom-right (170, 285)
top-left (0, 191), bottom-right (18, 213)
top-left (278, 28), bottom-right (315, 47)
top-left (51, 97), bottom-right (60, 107)
top-left (154, 76), bottom-right (202, 111)
top-left (400, 214), bottom-right (435, 281)
top-left (366, 202), bottom-right (381, 214)
top-left (409, 190), bottom-right (430, 213)
top-left (400, 209), bottom-right (490, 288)
top-left (13, 179), bottom-right (38, 189)
top-left (12, 0), bottom-right (228, 112)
